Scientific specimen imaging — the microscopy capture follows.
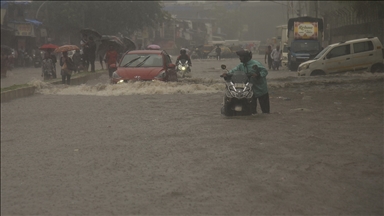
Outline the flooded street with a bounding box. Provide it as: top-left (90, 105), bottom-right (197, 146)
top-left (1, 55), bottom-right (383, 215)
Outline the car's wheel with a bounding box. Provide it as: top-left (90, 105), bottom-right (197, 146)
top-left (370, 64), bottom-right (384, 73)
top-left (310, 70), bottom-right (326, 76)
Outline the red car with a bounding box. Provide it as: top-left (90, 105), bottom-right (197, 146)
top-left (111, 49), bottom-right (178, 84)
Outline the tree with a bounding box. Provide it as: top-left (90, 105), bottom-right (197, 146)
top-left (212, 5), bottom-right (242, 39)
top-left (31, 1), bottom-right (171, 36)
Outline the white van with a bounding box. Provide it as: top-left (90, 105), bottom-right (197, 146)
top-left (298, 37), bottom-right (384, 76)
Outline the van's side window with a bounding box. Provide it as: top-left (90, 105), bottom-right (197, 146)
top-left (353, 41), bottom-right (374, 53)
top-left (328, 45), bottom-right (350, 58)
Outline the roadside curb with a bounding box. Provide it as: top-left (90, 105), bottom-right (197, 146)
top-left (1, 71), bottom-right (106, 103)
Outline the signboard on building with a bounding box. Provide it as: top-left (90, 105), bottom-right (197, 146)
top-left (15, 23), bottom-right (35, 37)
top-left (294, 22), bottom-right (318, 39)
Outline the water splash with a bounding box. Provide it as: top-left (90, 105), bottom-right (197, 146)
top-left (34, 73), bottom-right (384, 96)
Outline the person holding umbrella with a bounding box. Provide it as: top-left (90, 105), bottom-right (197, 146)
top-left (59, 51), bottom-right (75, 85)
top-left (40, 44), bottom-right (59, 78)
top-left (84, 36), bottom-right (97, 72)
top-left (55, 45), bottom-right (79, 85)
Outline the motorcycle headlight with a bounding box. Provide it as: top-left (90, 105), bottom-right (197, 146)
top-left (178, 65), bottom-right (183, 70)
top-left (181, 66), bottom-right (186, 70)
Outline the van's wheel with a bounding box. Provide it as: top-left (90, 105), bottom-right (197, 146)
top-left (310, 70), bottom-right (326, 76)
top-left (371, 64), bottom-right (384, 73)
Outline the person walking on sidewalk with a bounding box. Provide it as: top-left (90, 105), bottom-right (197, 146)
top-left (60, 51), bottom-right (75, 85)
top-left (270, 45), bottom-right (282, 70)
top-left (215, 45), bottom-right (222, 60)
top-left (105, 45), bottom-right (118, 78)
top-left (264, 45), bottom-right (273, 70)
top-left (41, 52), bottom-right (55, 80)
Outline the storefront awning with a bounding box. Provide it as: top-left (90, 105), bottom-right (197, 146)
top-left (25, 19), bottom-right (43, 26)
top-left (1, 1), bottom-right (32, 8)
top-left (1, 1), bottom-right (8, 9)
top-left (9, 18), bottom-right (43, 26)
top-left (1, 24), bottom-right (16, 32)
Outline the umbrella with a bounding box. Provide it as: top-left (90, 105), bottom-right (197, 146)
top-left (1, 45), bottom-right (13, 55)
top-left (147, 44), bottom-right (161, 50)
top-left (97, 35), bottom-right (126, 53)
top-left (39, 43), bottom-right (59, 51)
top-left (54, 45), bottom-right (80, 53)
top-left (103, 40), bottom-right (125, 52)
top-left (121, 37), bottom-right (136, 51)
top-left (80, 28), bottom-right (102, 39)
top-left (100, 35), bottom-right (122, 42)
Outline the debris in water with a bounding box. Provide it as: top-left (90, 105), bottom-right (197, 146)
top-left (277, 96), bottom-right (291, 100)
top-left (290, 108), bottom-right (311, 112)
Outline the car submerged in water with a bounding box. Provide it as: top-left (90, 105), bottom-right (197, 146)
top-left (111, 50), bottom-right (178, 84)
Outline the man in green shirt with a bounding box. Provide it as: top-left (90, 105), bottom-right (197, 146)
top-left (222, 49), bottom-right (270, 114)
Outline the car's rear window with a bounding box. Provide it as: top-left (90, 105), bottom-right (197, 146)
top-left (353, 41), bottom-right (374, 53)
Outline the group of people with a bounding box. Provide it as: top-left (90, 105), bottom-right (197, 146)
top-left (264, 45), bottom-right (282, 70)
top-left (40, 34), bottom-right (121, 85)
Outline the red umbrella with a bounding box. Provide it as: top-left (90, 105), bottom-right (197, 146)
top-left (54, 45), bottom-right (80, 53)
top-left (39, 43), bottom-right (59, 51)
top-left (147, 44), bottom-right (161, 50)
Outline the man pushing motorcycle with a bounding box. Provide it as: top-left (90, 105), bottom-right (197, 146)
top-left (221, 49), bottom-right (270, 114)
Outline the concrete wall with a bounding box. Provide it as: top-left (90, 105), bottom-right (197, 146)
top-left (329, 20), bottom-right (384, 45)
top-left (1, 72), bottom-right (105, 103)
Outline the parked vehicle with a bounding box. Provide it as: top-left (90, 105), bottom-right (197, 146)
top-left (111, 49), bottom-right (178, 84)
top-left (220, 64), bottom-right (258, 116)
top-left (287, 16), bottom-right (324, 71)
top-left (207, 45), bottom-right (236, 59)
top-left (297, 37), bottom-right (384, 76)
top-left (176, 59), bottom-right (191, 78)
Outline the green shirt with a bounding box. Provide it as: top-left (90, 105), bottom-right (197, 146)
top-left (228, 59), bottom-right (269, 97)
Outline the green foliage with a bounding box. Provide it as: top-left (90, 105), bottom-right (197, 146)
top-left (212, 5), bottom-right (242, 39)
top-left (33, 1), bottom-right (170, 35)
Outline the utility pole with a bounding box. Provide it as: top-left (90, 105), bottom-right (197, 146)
top-left (298, 1), bottom-right (302, 17)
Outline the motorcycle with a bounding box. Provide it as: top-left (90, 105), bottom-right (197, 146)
top-left (220, 64), bottom-right (260, 116)
top-left (176, 59), bottom-right (191, 78)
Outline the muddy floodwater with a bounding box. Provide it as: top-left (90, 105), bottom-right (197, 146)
top-left (1, 57), bottom-right (383, 215)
